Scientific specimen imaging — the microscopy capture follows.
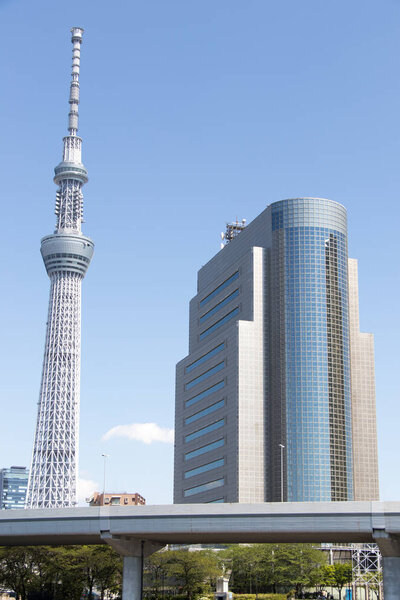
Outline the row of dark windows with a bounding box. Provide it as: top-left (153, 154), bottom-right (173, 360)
top-left (46, 253), bottom-right (90, 263)
top-left (200, 271), bottom-right (239, 306)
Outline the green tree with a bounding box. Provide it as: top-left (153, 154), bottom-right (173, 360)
top-left (164, 549), bottom-right (221, 600)
top-left (271, 545), bottom-right (325, 596)
top-left (322, 563), bottom-right (353, 600)
top-left (76, 546), bottom-right (122, 600)
top-left (0, 546), bottom-right (122, 600)
top-left (221, 544), bottom-right (325, 596)
top-left (0, 546), bottom-right (86, 600)
top-left (221, 545), bottom-right (259, 594)
top-left (52, 547), bottom-right (87, 600)
top-left (0, 547), bottom-right (36, 600)
top-left (222, 544), bottom-right (276, 595)
top-left (24, 546), bottom-right (86, 600)
top-left (145, 550), bottom-right (175, 597)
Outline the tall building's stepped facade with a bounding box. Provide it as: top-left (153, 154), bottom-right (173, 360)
top-left (26, 28), bottom-right (94, 508)
top-left (174, 198), bottom-right (379, 503)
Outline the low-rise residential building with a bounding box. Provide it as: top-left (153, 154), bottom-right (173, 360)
top-left (87, 491), bottom-right (145, 506)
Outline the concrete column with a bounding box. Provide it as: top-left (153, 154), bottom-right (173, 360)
top-left (122, 556), bottom-right (142, 600)
top-left (373, 530), bottom-right (400, 600)
top-left (381, 557), bottom-right (400, 600)
top-left (101, 533), bottom-right (163, 600)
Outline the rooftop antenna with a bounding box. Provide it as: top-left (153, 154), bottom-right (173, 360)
top-left (221, 218), bottom-right (247, 247)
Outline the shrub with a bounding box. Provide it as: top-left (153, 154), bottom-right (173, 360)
top-left (232, 595), bottom-right (286, 600)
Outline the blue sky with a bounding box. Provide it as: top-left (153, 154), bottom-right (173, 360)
top-left (0, 0), bottom-right (399, 504)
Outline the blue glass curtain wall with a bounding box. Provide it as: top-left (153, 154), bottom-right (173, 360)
top-left (270, 198), bottom-right (353, 502)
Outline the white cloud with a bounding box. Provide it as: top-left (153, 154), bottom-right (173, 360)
top-left (102, 422), bottom-right (174, 445)
top-left (77, 477), bottom-right (99, 505)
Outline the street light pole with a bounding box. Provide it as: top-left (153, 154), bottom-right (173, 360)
top-left (278, 444), bottom-right (285, 502)
top-left (101, 453), bottom-right (109, 501)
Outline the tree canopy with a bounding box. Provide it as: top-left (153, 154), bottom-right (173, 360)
top-left (145, 548), bottom-right (221, 600)
top-left (0, 546), bottom-right (122, 600)
top-left (220, 544), bottom-right (326, 596)
top-left (0, 543), bottom-right (354, 600)
top-left (321, 563), bottom-right (353, 600)
top-left (144, 544), bottom-right (328, 598)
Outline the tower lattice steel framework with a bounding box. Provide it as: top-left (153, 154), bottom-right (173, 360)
top-left (26, 27), bottom-right (94, 508)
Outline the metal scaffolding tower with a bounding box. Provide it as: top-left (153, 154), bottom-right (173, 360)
top-left (26, 28), bottom-right (94, 508)
top-left (352, 544), bottom-right (382, 599)
top-left (322, 544), bottom-right (383, 599)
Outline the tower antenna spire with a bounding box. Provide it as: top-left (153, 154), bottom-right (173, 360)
top-left (68, 27), bottom-right (84, 136)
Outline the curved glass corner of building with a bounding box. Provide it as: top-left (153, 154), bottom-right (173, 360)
top-left (269, 197), bottom-right (353, 502)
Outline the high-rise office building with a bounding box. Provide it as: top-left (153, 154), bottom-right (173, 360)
top-left (0, 466), bottom-right (29, 509)
top-left (26, 28), bottom-right (94, 508)
top-left (174, 197), bottom-right (379, 503)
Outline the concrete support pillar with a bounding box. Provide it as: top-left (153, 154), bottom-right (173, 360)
top-left (373, 530), bottom-right (400, 600)
top-left (122, 556), bottom-right (142, 600)
top-left (381, 557), bottom-right (400, 599)
top-left (101, 533), bottom-right (163, 600)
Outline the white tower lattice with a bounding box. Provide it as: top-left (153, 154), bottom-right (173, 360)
top-left (26, 27), bottom-right (94, 508)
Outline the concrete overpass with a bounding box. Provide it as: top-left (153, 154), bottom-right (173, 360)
top-left (0, 502), bottom-right (399, 599)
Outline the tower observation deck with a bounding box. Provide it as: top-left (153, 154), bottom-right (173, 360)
top-left (26, 28), bottom-right (94, 508)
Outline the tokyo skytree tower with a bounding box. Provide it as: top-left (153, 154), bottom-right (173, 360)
top-left (26, 28), bottom-right (94, 508)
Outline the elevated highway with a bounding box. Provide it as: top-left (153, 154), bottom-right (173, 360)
top-left (0, 502), bottom-right (399, 599)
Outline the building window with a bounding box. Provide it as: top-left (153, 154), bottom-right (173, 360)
top-left (184, 438), bottom-right (225, 461)
top-left (186, 380), bottom-right (225, 408)
top-left (185, 399), bottom-right (225, 425)
top-left (184, 478), bottom-right (224, 497)
top-left (200, 271), bottom-right (239, 306)
top-left (200, 308), bottom-right (239, 340)
top-left (200, 289), bottom-right (239, 323)
top-left (185, 343), bottom-right (225, 374)
top-left (184, 458), bottom-right (224, 479)
top-left (185, 419), bottom-right (225, 443)
top-left (185, 361), bottom-right (225, 391)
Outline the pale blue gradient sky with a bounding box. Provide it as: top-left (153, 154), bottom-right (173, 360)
top-left (0, 0), bottom-right (399, 503)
